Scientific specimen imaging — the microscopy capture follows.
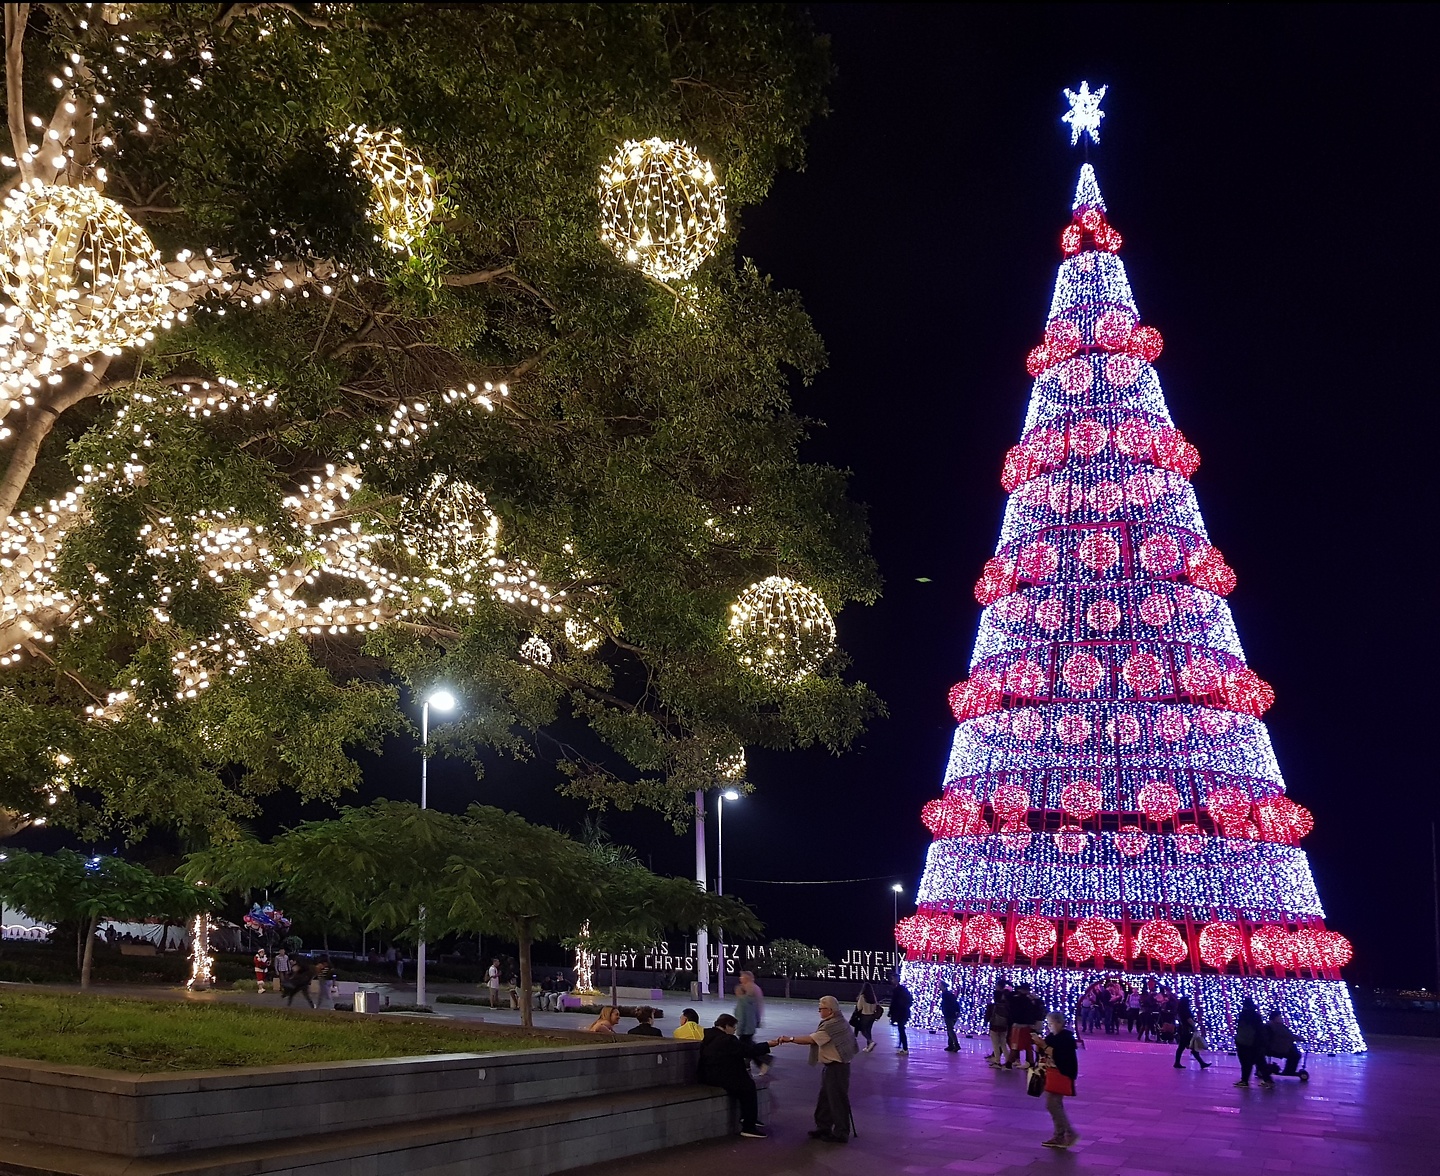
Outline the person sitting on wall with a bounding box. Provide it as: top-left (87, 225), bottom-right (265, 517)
top-left (698, 1013), bottom-right (767, 1139)
top-left (627, 1006), bottom-right (663, 1037)
top-left (673, 1008), bottom-right (705, 1041)
top-left (587, 1006), bottom-right (621, 1033)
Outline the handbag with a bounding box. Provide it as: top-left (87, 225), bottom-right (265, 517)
top-left (1025, 1065), bottom-right (1046, 1097)
top-left (1043, 1067), bottom-right (1075, 1096)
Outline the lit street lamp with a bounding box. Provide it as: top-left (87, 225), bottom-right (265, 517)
top-left (417, 688), bottom-right (457, 1008)
top-left (891, 882), bottom-right (904, 926)
top-left (715, 788), bottom-right (741, 997)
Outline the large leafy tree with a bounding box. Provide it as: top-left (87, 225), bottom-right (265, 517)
top-left (0, 847), bottom-right (210, 987)
top-left (0, 3), bottom-right (879, 842)
top-left (187, 800), bottom-right (760, 1027)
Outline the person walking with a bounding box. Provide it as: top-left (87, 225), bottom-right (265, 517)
top-left (252, 947), bottom-right (269, 995)
top-left (1174, 1001), bottom-right (1212, 1069)
top-left (1040, 1012), bottom-right (1080, 1149)
top-left (282, 957), bottom-right (317, 1008)
top-left (486, 958), bottom-right (501, 1008)
top-left (734, 975), bottom-right (762, 1050)
top-left (699, 1014), bottom-right (767, 1139)
top-left (940, 985), bottom-right (962, 1052)
top-left (770, 996), bottom-right (859, 1144)
top-left (1005, 983), bottom-right (1039, 1068)
top-left (1233, 997), bottom-right (1270, 1087)
top-left (888, 978), bottom-right (913, 1054)
top-left (851, 982), bottom-right (882, 1053)
top-left (273, 946), bottom-right (290, 992)
top-left (1124, 985), bottom-right (1142, 1035)
top-left (984, 985), bottom-right (1009, 1067)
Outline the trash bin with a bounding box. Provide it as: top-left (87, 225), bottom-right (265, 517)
top-left (354, 987), bottom-right (379, 1014)
top-left (690, 981), bottom-right (700, 999)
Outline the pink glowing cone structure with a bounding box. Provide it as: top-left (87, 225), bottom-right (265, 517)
top-left (897, 164), bottom-right (1364, 1053)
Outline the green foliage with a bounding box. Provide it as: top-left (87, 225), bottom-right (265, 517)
top-left (0, 848), bottom-right (209, 928)
top-left (762, 937), bottom-right (831, 996)
top-left (0, 992), bottom-right (557, 1072)
top-left (3, 4), bottom-right (880, 839)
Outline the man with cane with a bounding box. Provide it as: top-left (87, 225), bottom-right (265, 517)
top-left (770, 995), bottom-right (859, 1144)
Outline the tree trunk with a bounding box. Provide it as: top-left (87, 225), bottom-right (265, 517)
top-left (516, 917), bottom-right (534, 1030)
top-left (75, 923), bottom-right (84, 972)
top-left (785, 972), bottom-right (792, 999)
top-left (80, 911), bottom-right (100, 989)
top-left (610, 964), bottom-right (618, 1008)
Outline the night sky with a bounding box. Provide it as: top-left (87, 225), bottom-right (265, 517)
top-left (50, 6), bottom-right (1440, 988)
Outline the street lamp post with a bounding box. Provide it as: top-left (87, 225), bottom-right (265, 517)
top-left (715, 789), bottom-right (740, 997)
top-left (417, 689), bottom-right (457, 1009)
top-left (694, 789), bottom-right (708, 998)
top-left (892, 882), bottom-right (904, 926)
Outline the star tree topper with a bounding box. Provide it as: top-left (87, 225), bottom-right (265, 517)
top-left (1063, 81), bottom-right (1107, 145)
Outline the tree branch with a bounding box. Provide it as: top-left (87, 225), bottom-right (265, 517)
top-left (440, 266), bottom-right (513, 288)
top-left (0, 356), bottom-right (114, 520)
top-left (4, 4), bottom-right (34, 183)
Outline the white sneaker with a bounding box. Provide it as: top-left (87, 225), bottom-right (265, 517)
top-left (865, 1041), bottom-right (875, 1053)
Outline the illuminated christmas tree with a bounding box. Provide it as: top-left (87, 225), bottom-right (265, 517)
top-left (897, 89), bottom-right (1364, 1053)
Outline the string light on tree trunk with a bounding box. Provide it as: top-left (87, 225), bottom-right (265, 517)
top-left (597, 138), bottom-right (726, 282)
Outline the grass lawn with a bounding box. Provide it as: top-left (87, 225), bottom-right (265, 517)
top-left (0, 992), bottom-right (562, 1073)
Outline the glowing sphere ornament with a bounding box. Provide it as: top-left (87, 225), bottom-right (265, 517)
top-left (961, 913), bottom-right (1007, 957)
top-left (400, 474), bottom-right (499, 579)
top-left (597, 138), bottom-right (726, 282)
top-left (990, 783), bottom-right (1031, 823)
top-left (519, 634), bottom-right (553, 667)
top-left (1131, 919), bottom-right (1187, 965)
top-left (343, 125), bottom-right (438, 252)
top-left (0, 182), bottom-right (173, 353)
top-left (1077, 916), bottom-right (1122, 960)
top-left (727, 576), bottom-right (836, 684)
top-left (564, 615), bottom-right (603, 652)
top-left (1014, 915), bottom-right (1057, 959)
top-left (1198, 922), bottom-right (1245, 970)
top-left (718, 748), bottom-right (747, 781)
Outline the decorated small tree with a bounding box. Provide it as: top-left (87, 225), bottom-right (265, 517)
top-left (764, 937), bottom-right (831, 998)
top-left (898, 87), bottom-right (1363, 1054)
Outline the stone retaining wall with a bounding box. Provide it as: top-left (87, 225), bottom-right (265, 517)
top-left (0, 1038), bottom-right (701, 1159)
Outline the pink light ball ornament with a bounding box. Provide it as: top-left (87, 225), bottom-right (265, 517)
top-left (1248, 924), bottom-right (1298, 972)
top-left (1088, 481), bottom-right (1123, 514)
top-left (1027, 428), bottom-right (1067, 467)
top-left (961, 913), bottom-right (1007, 957)
top-left (1114, 417), bottom-right (1154, 456)
top-left (1059, 358), bottom-right (1094, 394)
top-left (1060, 223), bottom-right (1083, 255)
top-left (1178, 656), bottom-right (1223, 695)
top-left (1045, 318), bottom-right (1082, 357)
top-left (921, 792), bottom-right (984, 839)
top-left (990, 783), bottom-right (1031, 823)
top-left (1127, 325), bottom-right (1164, 362)
top-left (1093, 222), bottom-right (1123, 253)
top-left (1131, 920), bottom-right (1187, 965)
top-left (1198, 923), bottom-right (1245, 969)
top-left (1115, 825), bottom-right (1149, 857)
top-left (1001, 445), bottom-right (1039, 491)
top-left (1125, 470), bottom-right (1167, 506)
top-left (1196, 709), bottom-right (1234, 735)
top-left (1174, 822), bottom-right (1206, 854)
top-left (949, 674), bottom-right (1002, 722)
top-left (1004, 660), bottom-right (1047, 696)
top-left (1095, 308), bottom-right (1136, 350)
top-left (1064, 929), bottom-right (1096, 962)
top-left (1049, 480), bottom-right (1084, 514)
top-left (1062, 652), bottom-right (1104, 692)
top-left (1137, 780), bottom-right (1183, 821)
top-left (1319, 930), bottom-right (1354, 969)
top-left (1086, 599), bottom-right (1122, 631)
top-left (1223, 668), bottom-right (1276, 717)
top-left (1185, 545), bottom-right (1237, 596)
top-left (1035, 597), bottom-right (1069, 632)
top-left (1056, 714), bottom-right (1093, 744)
top-left (1076, 916), bottom-right (1121, 960)
top-left (1138, 593), bottom-right (1176, 626)
top-left (1106, 713), bottom-right (1142, 745)
top-left (1104, 353), bottom-right (1141, 386)
top-left (1069, 418), bottom-right (1108, 454)
top-left (1155, 708), bottom-right (1190, 743)
top-left (1254, 796), bottom-right (1315, 843)
top-left (1139, 533), bottom-right (1182, 574)
top-left (992, 593), bottom-right (1032, 623)
top-left (1054, 825), bottom-right (1090, 855)
top-left (973, 556), bottom-right (1017, 604)
top-left (1121, 652), bottom-right (1165, 693)
top-left (1060, 781), bottom-right (1104, 819)
top-left (998, 821), bottom-right (1033, 851)
top-left (1015, 916), bottom-right (1058, 959)
top-left (1205, 786), bottom-right (1251, 821)
top-left (1077, 531), bottom-right (1121, 572)
top-left (1018, 541), bottom-right (1060, 580)
top-left (1011, 709), bottom-right (1046, 741)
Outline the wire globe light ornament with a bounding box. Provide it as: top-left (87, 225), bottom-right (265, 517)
top-left (342, 125), bottom-right (438, 253)
top-left (727, 575), bottom-right (836, 684)
top-left (718, 748), bottom-right (747, 781)
top-left (564, 615), bottom-right (602, 652)
top-left (399, 474), bottom-right (499, 580)
top-left (0, 182), bottom-right (173, 353)
top-left (519, 634), bottom-right (553, 667)
top-left (597, 138), bottom-right (726, 282)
